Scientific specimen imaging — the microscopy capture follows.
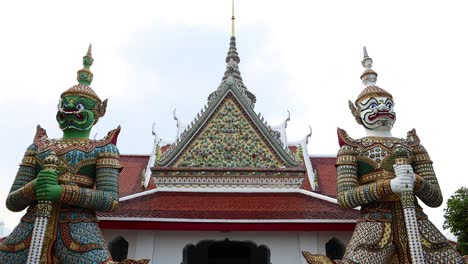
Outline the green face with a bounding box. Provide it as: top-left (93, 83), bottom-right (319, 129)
top-left (56, 95), bottom-right (97, 131)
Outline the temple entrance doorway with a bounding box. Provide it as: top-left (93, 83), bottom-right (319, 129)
top-left (181, 239), bottom-right (271, 264)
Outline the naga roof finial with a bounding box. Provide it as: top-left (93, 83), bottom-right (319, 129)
top-left (77, 43), bottom-right (94, 86)
top-left (360, 46), bottom-right (378, 87)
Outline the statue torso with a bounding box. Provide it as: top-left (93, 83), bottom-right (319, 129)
top-left (32, 128), bottom-right (120, 189)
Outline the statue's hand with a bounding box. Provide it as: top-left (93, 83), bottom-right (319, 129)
top-left (34, 170), bottom-right (62, 201)
top-left (390, 164), bottom-right (415, 193)
top-left (36, 184), bottom-right (62, 201)
top-left (34, 170), bottom-right (58, 191)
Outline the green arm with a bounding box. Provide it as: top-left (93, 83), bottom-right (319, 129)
top-left (412, 144), bottom-right (443, 207)
top-left (59, 145), bottom-right (121, 212)
top-left (336, 145), bottom-right (394, 209)
top-left (59, 168), bottom-right (119, 212)
top-left (5, 146), bottom-right (38, 212)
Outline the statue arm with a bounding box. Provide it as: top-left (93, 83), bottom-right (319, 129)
top-left (5, 145), bottom-right (38, 212)
top-left (336, 145), bottom-right (394, 209)
top-left (59, 144), bottom-right (121, 212)
top-left (412, 144), bottom-right (443, 207)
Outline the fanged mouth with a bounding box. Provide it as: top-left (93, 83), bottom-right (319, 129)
top-left (59, 108), bottom-right (84, 121)
top-left (368, 111), bottom-right (395, 121)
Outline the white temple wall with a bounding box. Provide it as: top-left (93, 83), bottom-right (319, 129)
top-left (102, 229), bottom-right (353, 264)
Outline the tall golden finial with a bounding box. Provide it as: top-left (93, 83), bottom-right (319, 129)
top-left (231, 0), bottom-right (235, 37)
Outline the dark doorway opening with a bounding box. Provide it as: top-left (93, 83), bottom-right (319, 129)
top-left (325, 237), bottom-right (345, 260)
top-left (182, 239), bottom-right (271, 264)
top-left (108, 236), bottom-right (129, 261)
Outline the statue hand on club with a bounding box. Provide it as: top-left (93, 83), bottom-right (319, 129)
top-left (390, 164), bottom-right (415, 193)
top-left (33, 170), bottom-right (62, 201)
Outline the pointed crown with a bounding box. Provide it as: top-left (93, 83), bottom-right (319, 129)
top-left (355, 85), bottom-right (393, 104)
top-left (61, 44), bottom-right (102, 104)
top-left (60, 45), bottom-right (107, 119)
top-left (349, 47), bottom-right (393, 124)
top-left (355, 47), bottom-right (392, 104)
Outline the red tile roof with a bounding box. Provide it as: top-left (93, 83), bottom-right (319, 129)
top-left (119, 155), bottom-right (154, 197)
top-left (118, 155), bottom-right (340, 199)
top-left (98, 192), bottom-right (358, 220)
top-left (300, 175), bottom-right (313, 191)
top-left (310, 157), bottom-right (338, 198)
top-left (114, 154), bottom-right (351, 223)
top-left (0, 237), bottom-right (5, 243)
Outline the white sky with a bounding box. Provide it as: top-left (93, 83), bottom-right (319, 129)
top-left (0, 0), bottom-right (467, 237)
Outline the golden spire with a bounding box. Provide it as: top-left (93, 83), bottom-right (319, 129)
top-left (231, 0), bottom-right (235, 37)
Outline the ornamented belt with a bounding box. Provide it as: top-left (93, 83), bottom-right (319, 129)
top-left (361, 170), bottom-right (401, 201)
top-left (58, 172), bottom-right (95, 188)
top-left (360, 170), bottom-right (395, 184)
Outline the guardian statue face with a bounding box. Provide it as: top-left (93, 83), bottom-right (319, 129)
top-left (56, 95), bottom-right (97, 131)
top-left (357, 96), bottom-right (396, 131)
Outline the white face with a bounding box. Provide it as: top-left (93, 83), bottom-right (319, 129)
top-left (363, 58), bottom-right (373, 69)
top-left (358, 96), bottom-right (396, 131)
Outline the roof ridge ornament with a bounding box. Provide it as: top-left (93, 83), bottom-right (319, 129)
top-left (360, 46), bottom-right (378, 87)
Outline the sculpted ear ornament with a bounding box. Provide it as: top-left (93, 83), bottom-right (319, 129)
top-left (57, 99), bottom-right (62, 111)
top-left (348, 100), bottom-right (362, 125)
top-left (93, 99), bottom-right (108, 124)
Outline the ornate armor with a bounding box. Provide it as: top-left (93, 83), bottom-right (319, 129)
top-left (0, 126), bottom-right (121, 263)
top-left (336, 128), bottom-right (463, 264)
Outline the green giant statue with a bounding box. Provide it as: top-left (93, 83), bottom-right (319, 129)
top-left (0, 46), bottom-right (147, 264)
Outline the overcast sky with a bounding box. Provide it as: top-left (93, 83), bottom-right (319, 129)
top-left (0, 0), bottom-right (467, 236)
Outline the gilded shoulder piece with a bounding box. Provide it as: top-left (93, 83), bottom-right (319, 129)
top-left (96, 126), bottom-right (121, 146)
top-left (33, 125), bottom-right (52, 150)
top-left (20, 144), bottom-right (38, 168)
top-left (95, 126), bottom-right (121, 170)
top-left (337, 127), bottom-right (358, 147)
top-left (336, 145), bottom-right (358, 167)
top-left (96, 151), bottom-right (121, 170)
top-left (405, 129), bottom-right (432, 165)
top-left (405, 128), bottom-right (420, 147)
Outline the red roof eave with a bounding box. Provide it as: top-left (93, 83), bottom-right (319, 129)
top-left (98, 192), bottom-right (359, 220)
top-left (99, 221), bottom-right (356, 231)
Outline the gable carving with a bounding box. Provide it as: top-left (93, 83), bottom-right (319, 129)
top-left (174, 97), bottom-right (285, 168)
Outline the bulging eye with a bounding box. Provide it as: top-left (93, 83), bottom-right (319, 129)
top-left (386, 102), bottom-right (393, 108)
top-left (369, 103), bottom-right (377, 109)
top-left (76, 104), bottom-right (84, 110)
top-left (62, 102), bottom-right (67, 108)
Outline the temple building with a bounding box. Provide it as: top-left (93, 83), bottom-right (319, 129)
top-left (96, 11), bottom-right (358, 264)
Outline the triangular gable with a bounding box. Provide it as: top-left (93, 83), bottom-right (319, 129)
top-left (157, 83), bottom-right (300, 168)
top-left (175, 94), bottom-right (284, 167)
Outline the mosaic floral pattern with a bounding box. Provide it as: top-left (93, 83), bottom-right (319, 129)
top-left (175, 98), bottom-right (284, 168)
